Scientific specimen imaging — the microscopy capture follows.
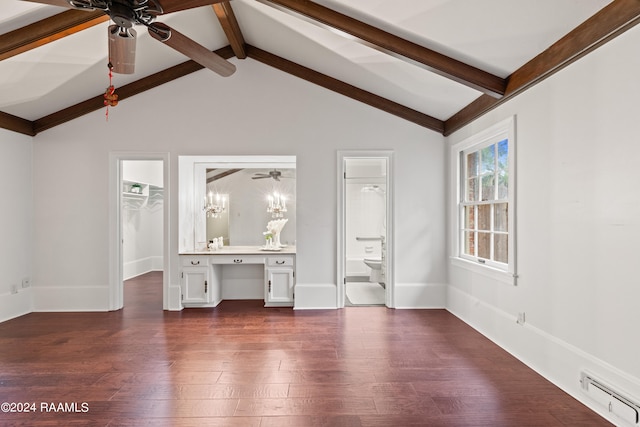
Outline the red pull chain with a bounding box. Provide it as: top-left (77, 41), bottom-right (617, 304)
top-left (104, 62), bottom-right (118, 121)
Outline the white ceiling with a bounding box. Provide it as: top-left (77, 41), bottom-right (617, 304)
top-left (0, 0), bottom-right (613, 124)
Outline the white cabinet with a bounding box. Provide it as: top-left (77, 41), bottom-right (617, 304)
top-left (181, 266), bottom-right (209, 304)
top-left (265, 255), bottom-right (295, 306)
top-left (265, 268), bottom-right (294, 305)
top-left (181, 257), bottom-right (210, 305)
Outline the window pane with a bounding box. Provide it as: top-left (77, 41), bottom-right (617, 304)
top-left (478, 204), bottom-right (491, 231)
top-left (497, 139), bottom-right (509, 199)
top-left (464, 206), bottom-right (475, 229)
top-left (497, 171), bottom-right (508, 199)
top-left (494, 203), bottom-right (508, 232)
top-left (478, 232), bottom-right (490, 259)
top-left (498, 139), bottom-right (508, 165)
top-left (494, 234), bottom-right (508, 263)
top-left (464, 231), bottom-right (475, 256)
top-left (481, 173), bottom-right (495, 201)
top-left (480, 145), bottom-right (495, 174)
top-left (467, 178), bottom-right (478, 201)
top-left (467, 151), bottom-right (478, 178)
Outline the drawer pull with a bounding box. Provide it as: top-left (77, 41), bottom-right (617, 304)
top-left (190, 260), bottom-right (200, 265)
top-left (275, 260), bottom-right (285, 265)
top-left (233, 259), bottom-right (243, 263)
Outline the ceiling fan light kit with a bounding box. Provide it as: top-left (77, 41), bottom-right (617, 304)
top-left (108, 25), bottom-right (136, 74)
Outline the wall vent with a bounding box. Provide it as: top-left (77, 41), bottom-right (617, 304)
top-left (581, 372), bottom-right (640, 426)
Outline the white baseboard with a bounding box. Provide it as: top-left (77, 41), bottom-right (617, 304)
top-left (0, 287), bottom-right (33, 323)
top-left (123, 256), bottom-right (163, 280)
top-left (446, 285), bottom-right (640, 427)
top-left (292, 282), bottom-right (447, 310)
top-left (294, 283), bottom-right (338, 309)
top-left (33, 286), bottom-right (110, 312)
top-left (394, 282), bottom-right (446, 308)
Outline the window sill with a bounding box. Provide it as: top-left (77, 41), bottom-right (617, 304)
top-left (450, 257), bottom-right (515, 285)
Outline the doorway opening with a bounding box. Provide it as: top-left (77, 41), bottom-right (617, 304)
top-left (109, 153), bottom-right (169, 311)
top-left (337, 151), bottom-right (393, 308)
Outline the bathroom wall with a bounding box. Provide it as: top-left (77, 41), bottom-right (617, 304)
top-left (345, 158), bottom-right (387, 278)
top-left (345, 180), bottom-right (386, 277)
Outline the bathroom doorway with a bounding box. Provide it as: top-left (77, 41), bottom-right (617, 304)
top-left (109, 153), bottom-right (170, 311)
top-left (337, 151), bottom-right (393, 308)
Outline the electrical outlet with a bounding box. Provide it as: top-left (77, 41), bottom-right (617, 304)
top-left (22, 277), bottom-right (30, 288)
top-left (11, 284), bottom-right (18, 294)
top-left (517, 312), bottom-right (526, 325)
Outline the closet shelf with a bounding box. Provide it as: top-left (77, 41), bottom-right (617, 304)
top-left (122, 181), bottom-right (163, 210)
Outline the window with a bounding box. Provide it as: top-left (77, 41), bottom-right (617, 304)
top-left (453, 117), bottom-right (515, 275)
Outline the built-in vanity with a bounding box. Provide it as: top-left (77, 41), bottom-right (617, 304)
top-left (178, 155), bottom-right (296, 309)
top-left (180, 246), bottom-right (296, 307)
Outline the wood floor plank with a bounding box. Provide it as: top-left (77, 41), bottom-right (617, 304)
top-left (0, 272), bottom-right (611, 426)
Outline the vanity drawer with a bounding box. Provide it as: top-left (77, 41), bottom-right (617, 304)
top-left (181, 256), bottom-right (208, 267)
top-left (210, 255), bottom-right (265, 265)
top-left (267, 256), bottom-right (294, 267)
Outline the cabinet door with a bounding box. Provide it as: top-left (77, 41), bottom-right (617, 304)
top-left (266, 268), bottom-right (294, 304)
top-left (182, 266), bottom-right (209, 304)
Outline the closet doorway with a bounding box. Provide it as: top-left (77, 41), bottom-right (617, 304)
top-left (337, 151), bottom-right (393, 308)
top-left (109, 153), bottom-right (169, 311)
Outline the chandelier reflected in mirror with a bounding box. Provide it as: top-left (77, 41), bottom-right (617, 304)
top-left (204, 192), bottom-right (226, 218)
top-left (267, 192), bottom-right (287, 218)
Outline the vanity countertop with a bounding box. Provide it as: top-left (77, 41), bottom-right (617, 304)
top-left (180, 245), bottom-right (296, 256)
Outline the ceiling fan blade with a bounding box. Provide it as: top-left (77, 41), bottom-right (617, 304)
top-left (22, 0), bottom-right (75, 7)
top-left (252, 176), bottom-right (270, 180)
top-left (157, 0), bottom-right (230, 15)
top-left (147, 22), bottom-right (235, 77)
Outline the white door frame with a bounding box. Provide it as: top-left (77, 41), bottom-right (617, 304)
top-left (108, 152), bottom-right (170, 310)
top-left (337, 150), bottom-right (394, 308)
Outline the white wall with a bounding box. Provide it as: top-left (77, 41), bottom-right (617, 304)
top-left (446, 24), bottom-right (640, 424)
top-left (0, 129), bottom-right (33, 321)
top-left (26, 57), bottom-right (446, 312)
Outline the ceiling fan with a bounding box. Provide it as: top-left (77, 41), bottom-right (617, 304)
top-left (252, 169), bottom-right (292, 181)
top-left (24, 0), bottom-right (236, 76)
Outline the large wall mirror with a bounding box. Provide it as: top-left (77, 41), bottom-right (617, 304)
top-left (179, 156), bottom-right (296, 252)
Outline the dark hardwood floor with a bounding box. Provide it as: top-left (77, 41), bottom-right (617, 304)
top-left (0, 271), bottom-right (609, 426)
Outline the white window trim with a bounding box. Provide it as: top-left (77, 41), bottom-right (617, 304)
top-left (450, 116), bottom-right (517, 285)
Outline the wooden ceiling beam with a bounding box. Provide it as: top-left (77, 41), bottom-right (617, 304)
top-left (246, 45), bottom-right (444, 133)
top-left (0, 9), bottom-right (107, 61)
top-left (207, 168), bottom-right (243, 183)
top-left (444, 0), bottom-right (640, 136)
top-left (0, 111), bottom-right (35, 136)
top-left (259, 0), bottom-right (506, 98)
top-left (213, 2), bottom-right (247, 59)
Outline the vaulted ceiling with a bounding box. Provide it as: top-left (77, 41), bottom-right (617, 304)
top-left (1, 0), bottom-right (639, 137)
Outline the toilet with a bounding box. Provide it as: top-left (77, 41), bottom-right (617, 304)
top-left (363, 257), bottom-right (383, 284)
